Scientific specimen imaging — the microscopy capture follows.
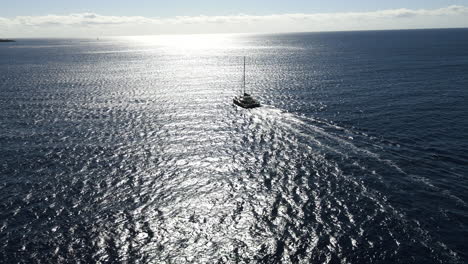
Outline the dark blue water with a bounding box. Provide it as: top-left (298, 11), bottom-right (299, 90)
top-left (1, 29), bottom-right (467, 263)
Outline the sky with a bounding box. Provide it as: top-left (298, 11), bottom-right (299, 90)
top-left (1, 0), bottom-right (468, 37)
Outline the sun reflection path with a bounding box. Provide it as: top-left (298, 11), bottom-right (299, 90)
top-left (122, 34), bottom-right (244, 54)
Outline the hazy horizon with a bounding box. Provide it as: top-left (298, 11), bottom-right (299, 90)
top-left (1, 3), bottom-right (468, 38)
top-left (3, 27), bottom-right (468, 40)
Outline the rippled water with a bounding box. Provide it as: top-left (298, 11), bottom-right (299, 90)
top-left (1, 29), bottom-right (467, 263)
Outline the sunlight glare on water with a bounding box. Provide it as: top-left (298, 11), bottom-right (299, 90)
top-left (0, 30), bottom-right (467, 263)
top-left (123, 34), bottom-right (242, 54)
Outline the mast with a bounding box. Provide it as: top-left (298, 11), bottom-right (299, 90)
top-left (243, 56), bottom-right (246, 95)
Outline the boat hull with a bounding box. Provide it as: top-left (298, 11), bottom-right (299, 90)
top-left (233, 98), bottom-right (261, 109)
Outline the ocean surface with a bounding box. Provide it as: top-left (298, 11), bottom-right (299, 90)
top-left (0, 29), bottom-right (467, 263)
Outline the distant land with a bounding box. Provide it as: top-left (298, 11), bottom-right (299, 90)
top-left (0, 39), bottom-right (15, 42)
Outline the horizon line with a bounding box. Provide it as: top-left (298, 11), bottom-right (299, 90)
top-left (4, 27), bottom-right (468, 40)
top-left (2, 5), bottom-right (468, 38)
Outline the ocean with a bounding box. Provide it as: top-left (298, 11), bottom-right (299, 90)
top-left (0, 29), bottom-right (467, 263)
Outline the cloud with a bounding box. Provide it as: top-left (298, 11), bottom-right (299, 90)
top-left (4, 13), bottom-right (156, 26)
top-left (1, 6), bottom-right (467, 37)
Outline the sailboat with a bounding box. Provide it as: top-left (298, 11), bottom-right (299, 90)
top-left (233, 56), bottom-right (261, 109)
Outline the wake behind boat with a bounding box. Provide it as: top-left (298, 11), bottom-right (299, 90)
top-left (233, 57), bottom-right (261, 109)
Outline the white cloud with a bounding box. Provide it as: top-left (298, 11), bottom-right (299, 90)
top-left (1, 6), bottom-right (467, 37)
